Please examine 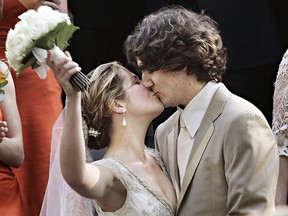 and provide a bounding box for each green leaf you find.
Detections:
[0,80,8,88]
[35,31,58,49]
[31,62,40,69]
[21,51,34,65]
[22,44,36,64]
[55,22,79,50]
[18,21,79,73]
[19,56,37,71]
